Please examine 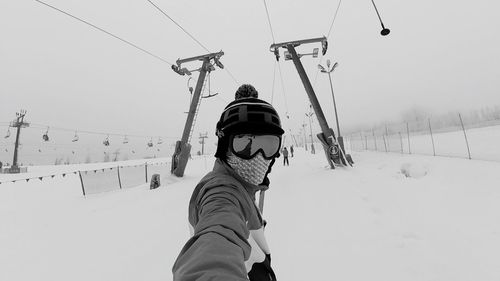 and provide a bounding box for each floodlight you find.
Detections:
[284,51,292,61]
[312,48,319,58]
